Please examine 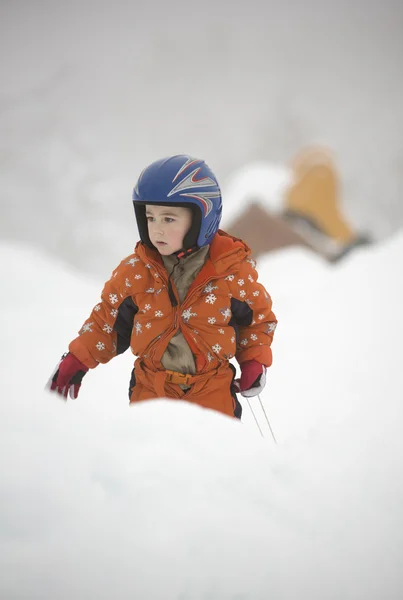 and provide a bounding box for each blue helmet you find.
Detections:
[132,155,222,250]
